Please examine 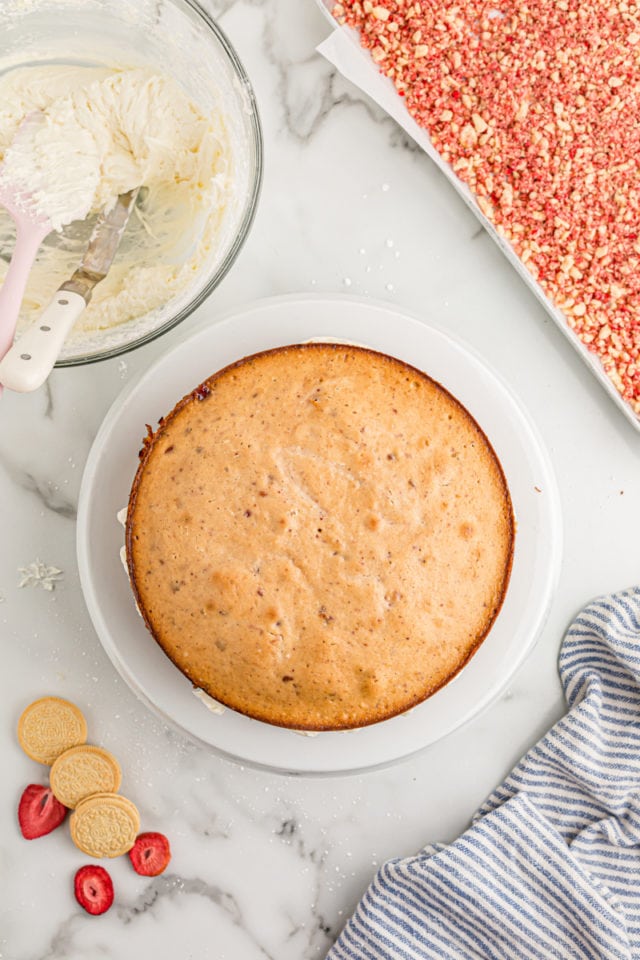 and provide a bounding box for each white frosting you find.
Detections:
[117,512,144,620]
[0,110,97,229]
[117,510,128,572]
[192,687,226,716]
[0,65,234,338]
